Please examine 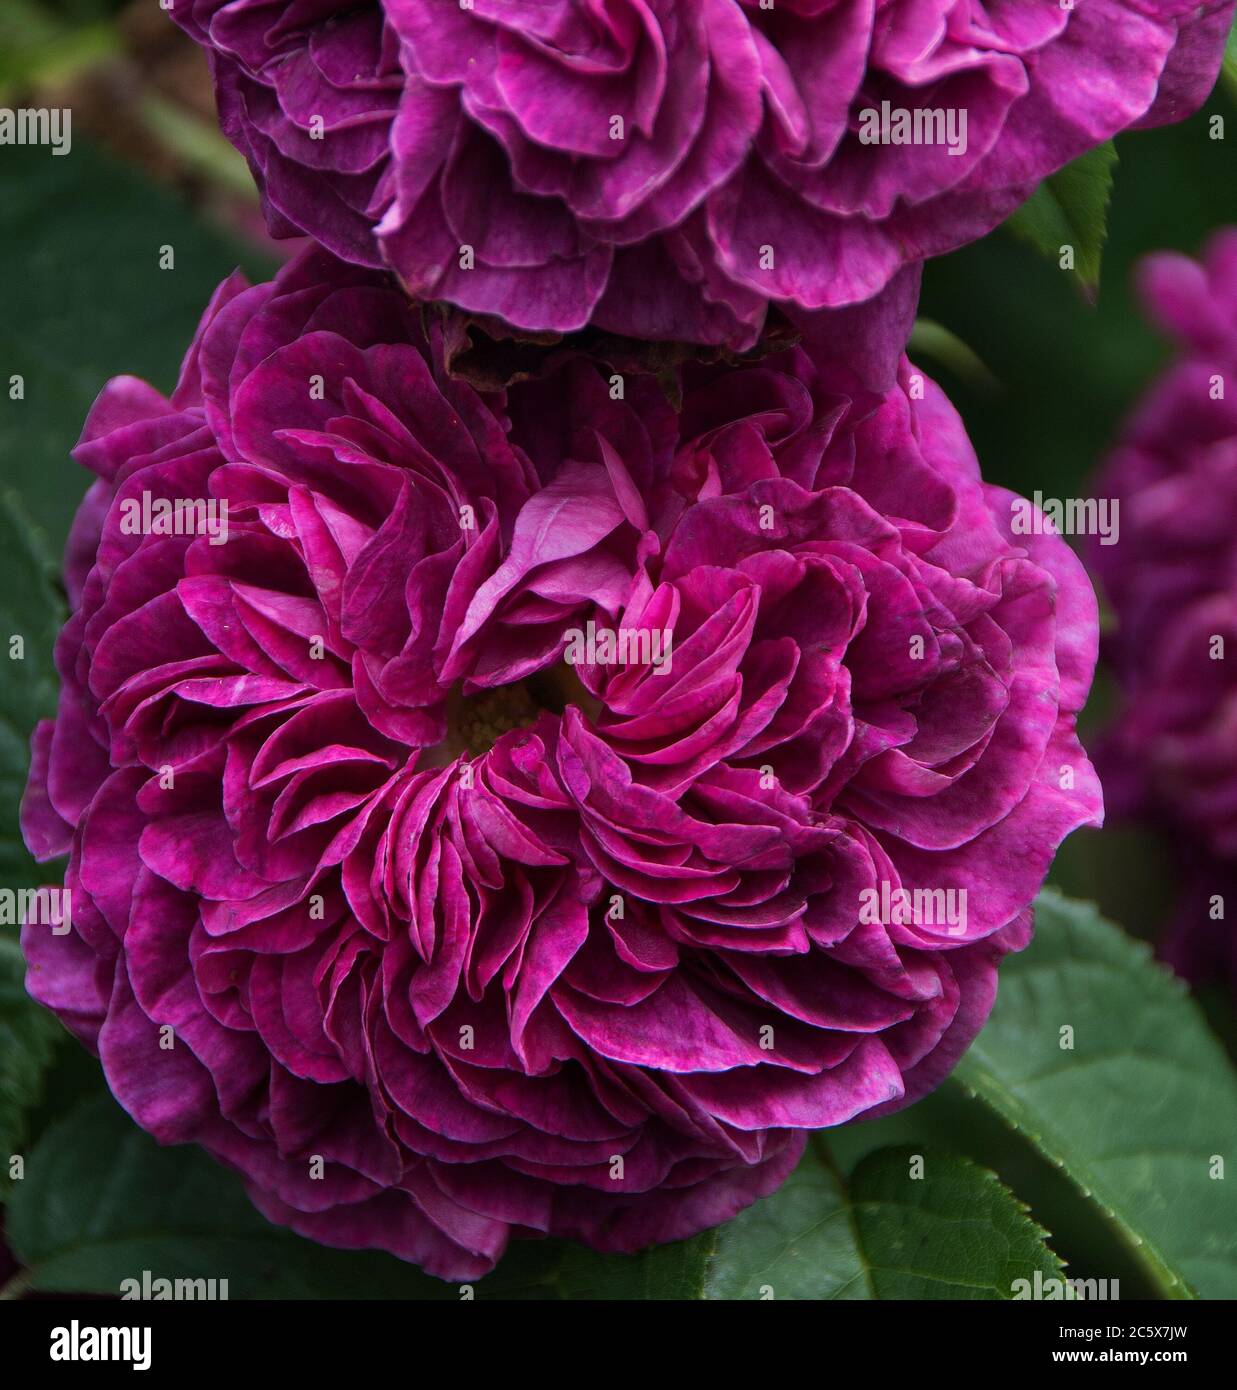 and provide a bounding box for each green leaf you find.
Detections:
[954,890,1237,1299]
[0,934,61,1202]
[1004,142,1118,297]
[700,1140,863,1300]
[701,1140,1065,1300]
[849,1145,1071,1300]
